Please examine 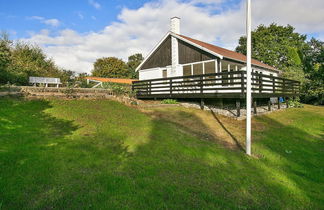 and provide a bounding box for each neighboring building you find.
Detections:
[136,17,279,81]
[85,77,137,88]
